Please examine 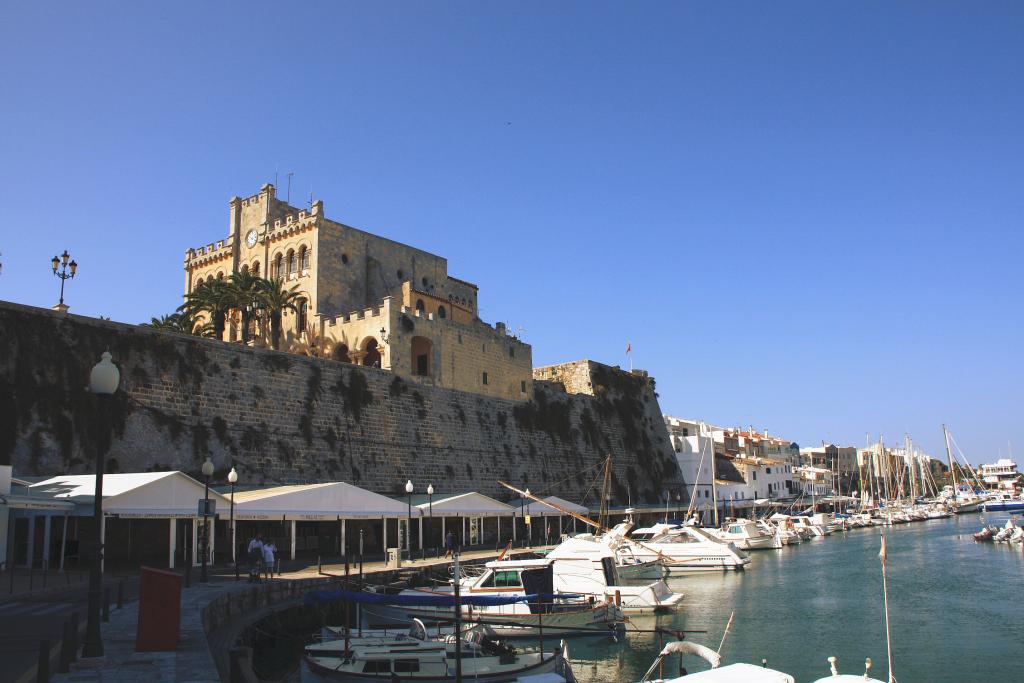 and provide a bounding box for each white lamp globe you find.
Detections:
[228,467,238,484]
[201,458,214,477]
[427,484,434,495]
[89,351,120,395]
[405,480,414,494]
